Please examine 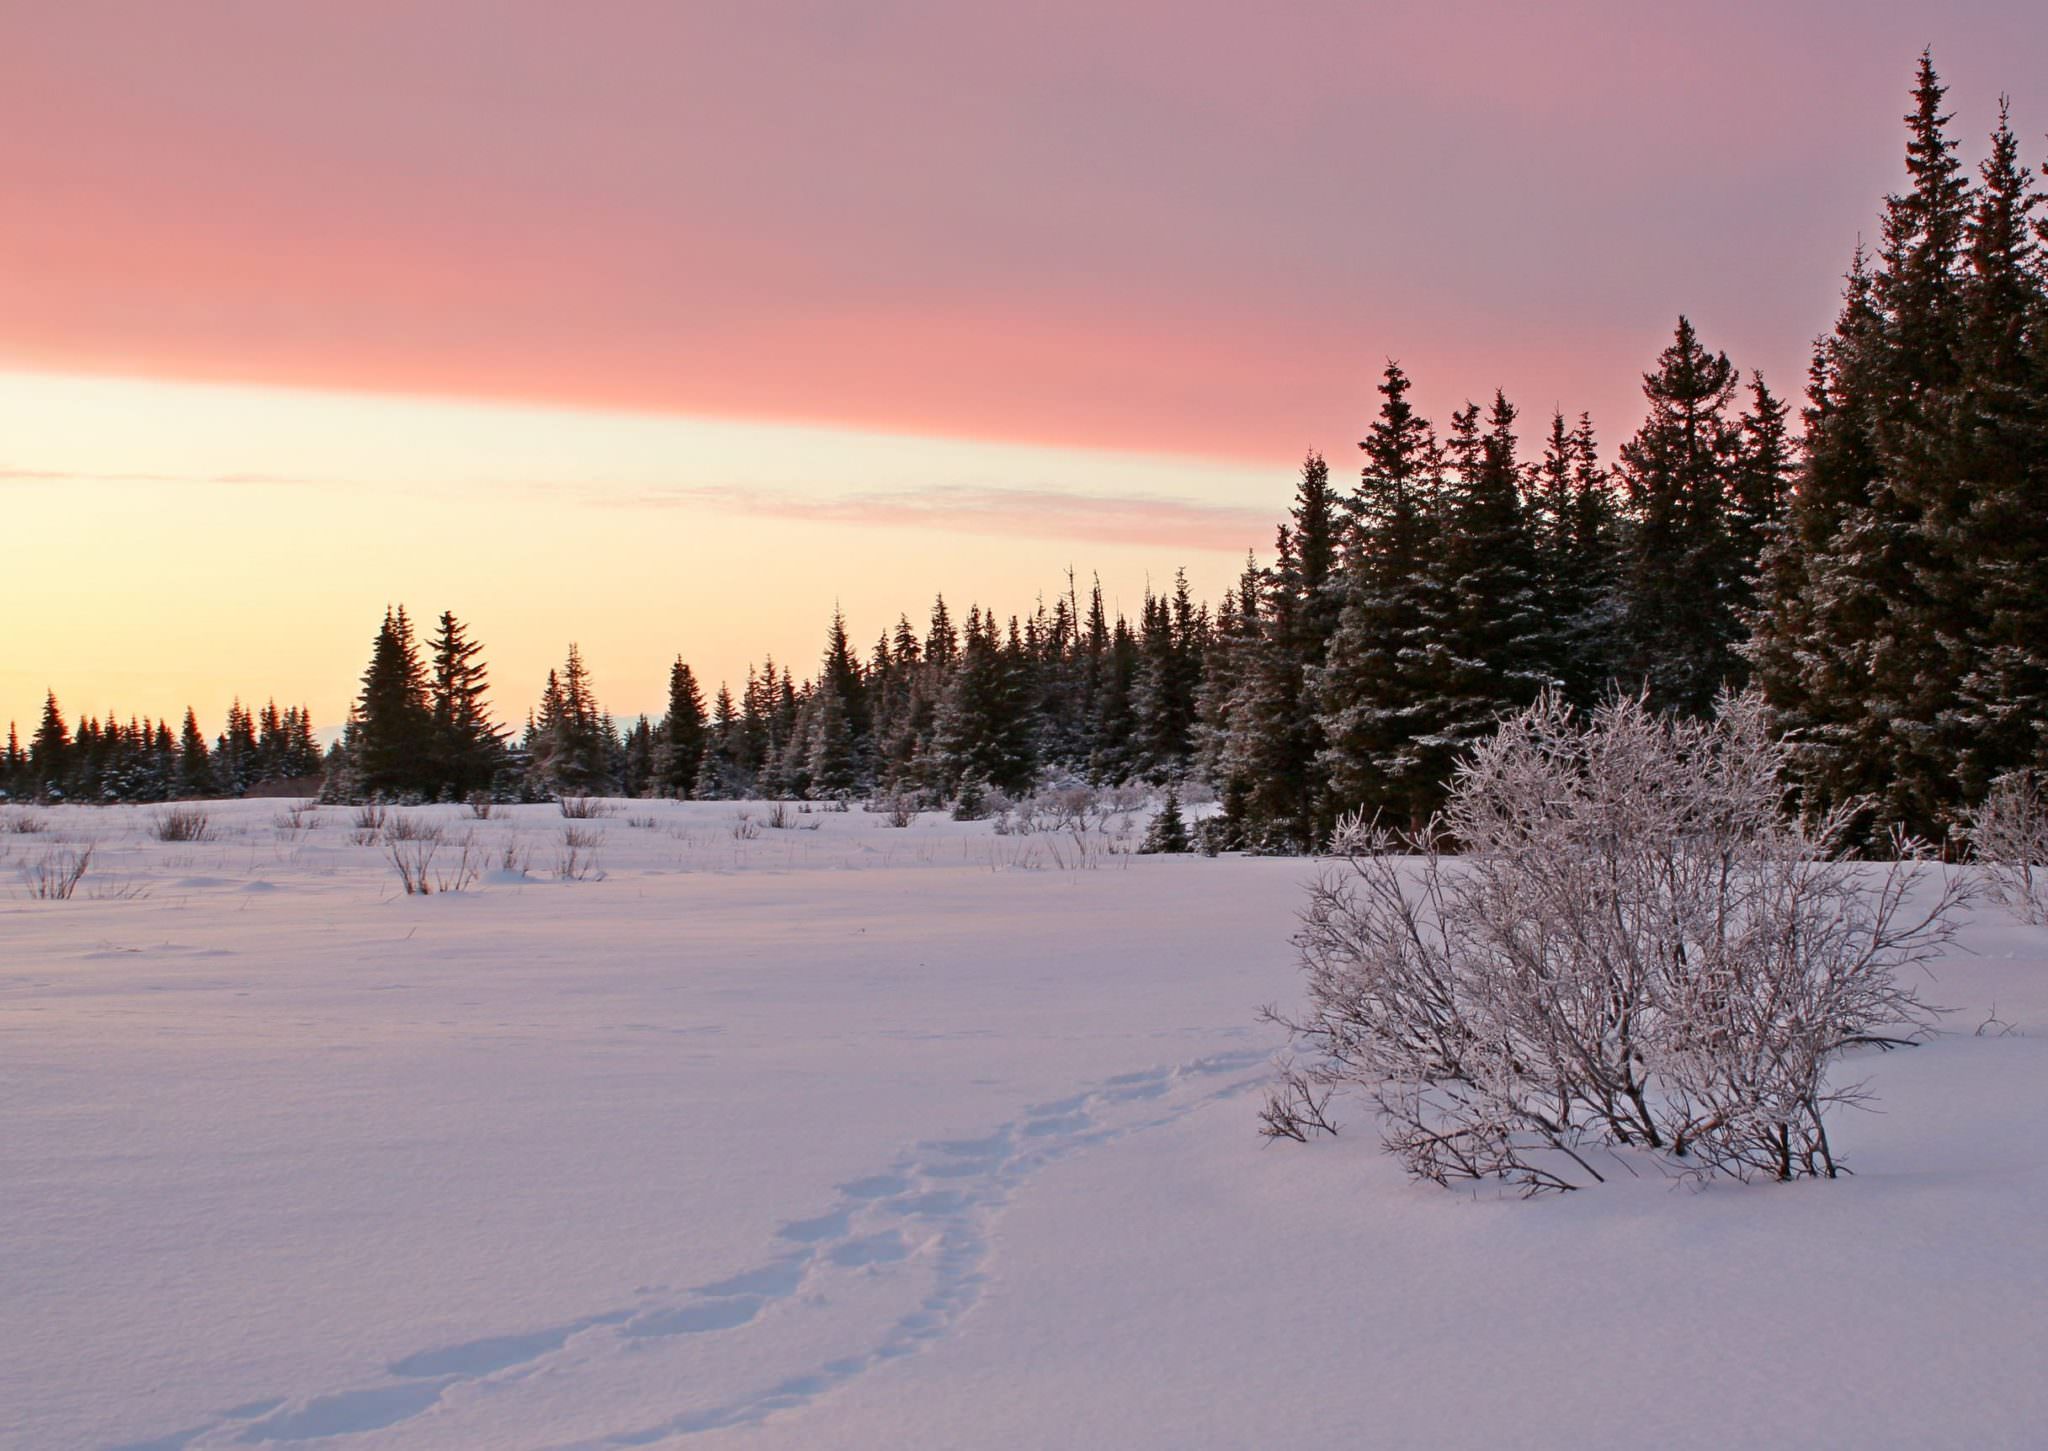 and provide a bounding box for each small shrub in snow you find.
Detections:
[626,814,659,829]
[382,814,440,843]
[1967,771,2048,925]
[151,807,213,843]
[766,801,794,830]
[730,810,761,841]
[1263,693,1965,1193]
[3,809,49,835]
[352,802,388,832]
[23,844,93,900]
[558,796,615,819]
[387,829,481,895]
[557,826,606,881]
[275,801,319,832]
[466,792,495,820]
